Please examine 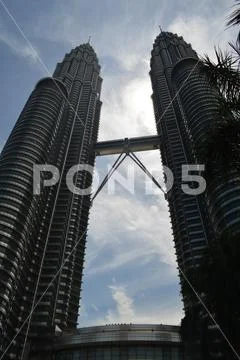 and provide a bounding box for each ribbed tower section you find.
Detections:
[150,32,212,304]
[172,57,240,238]
[31,44,102,332]
[0,44,102,359]
[0,78,68,357]
[168,37,240,360]
[150,32,216,359]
